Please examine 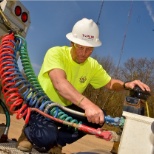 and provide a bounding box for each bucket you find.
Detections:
[118,111,154,154]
